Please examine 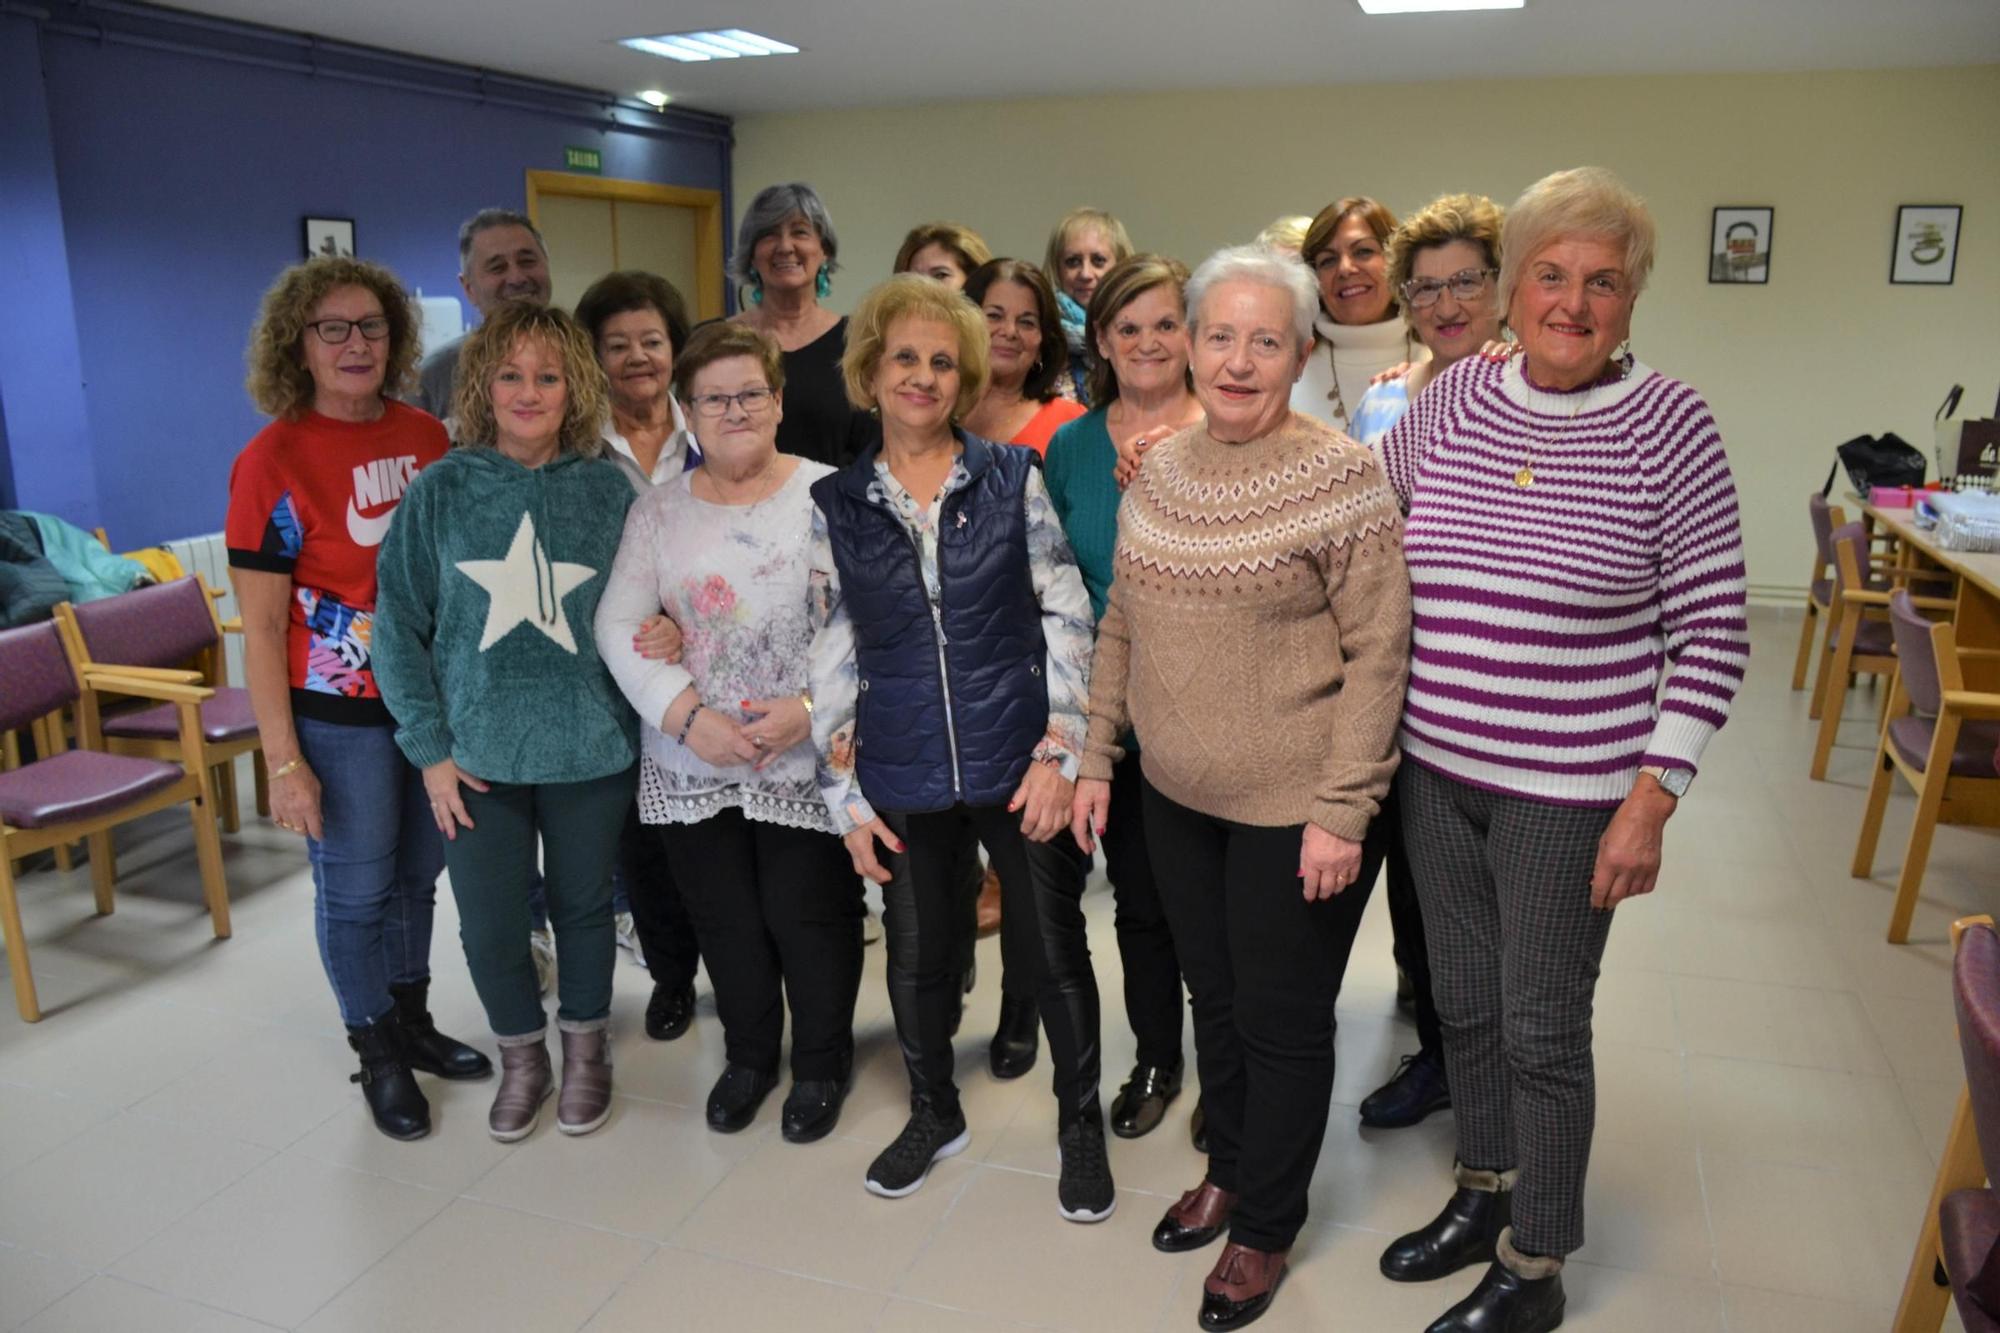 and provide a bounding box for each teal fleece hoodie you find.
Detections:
[373,446,638,785]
